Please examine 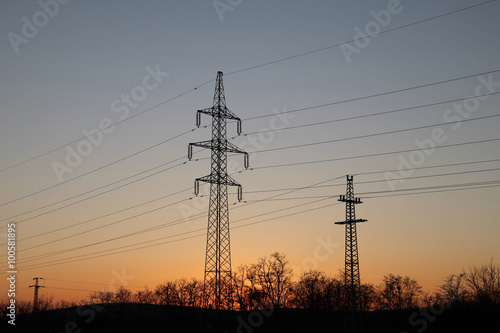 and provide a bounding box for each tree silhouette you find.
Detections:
[376,273,422,310]
[252,252,294,309]
[292,270,343,310]
[464,259,500,306]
